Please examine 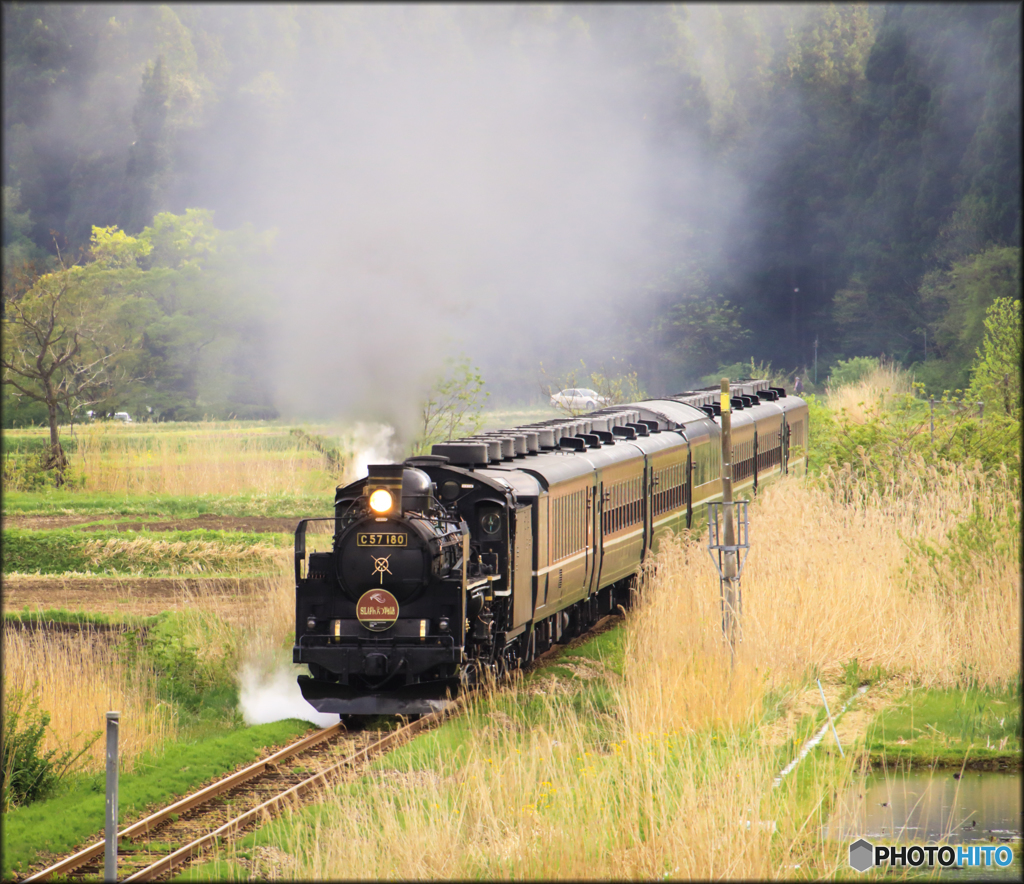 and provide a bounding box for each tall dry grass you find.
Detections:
[825,360,916,424]
[625,462,1020,739]
[2,627,175,773]
[271,678,788,880]
[70,424,341,496]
